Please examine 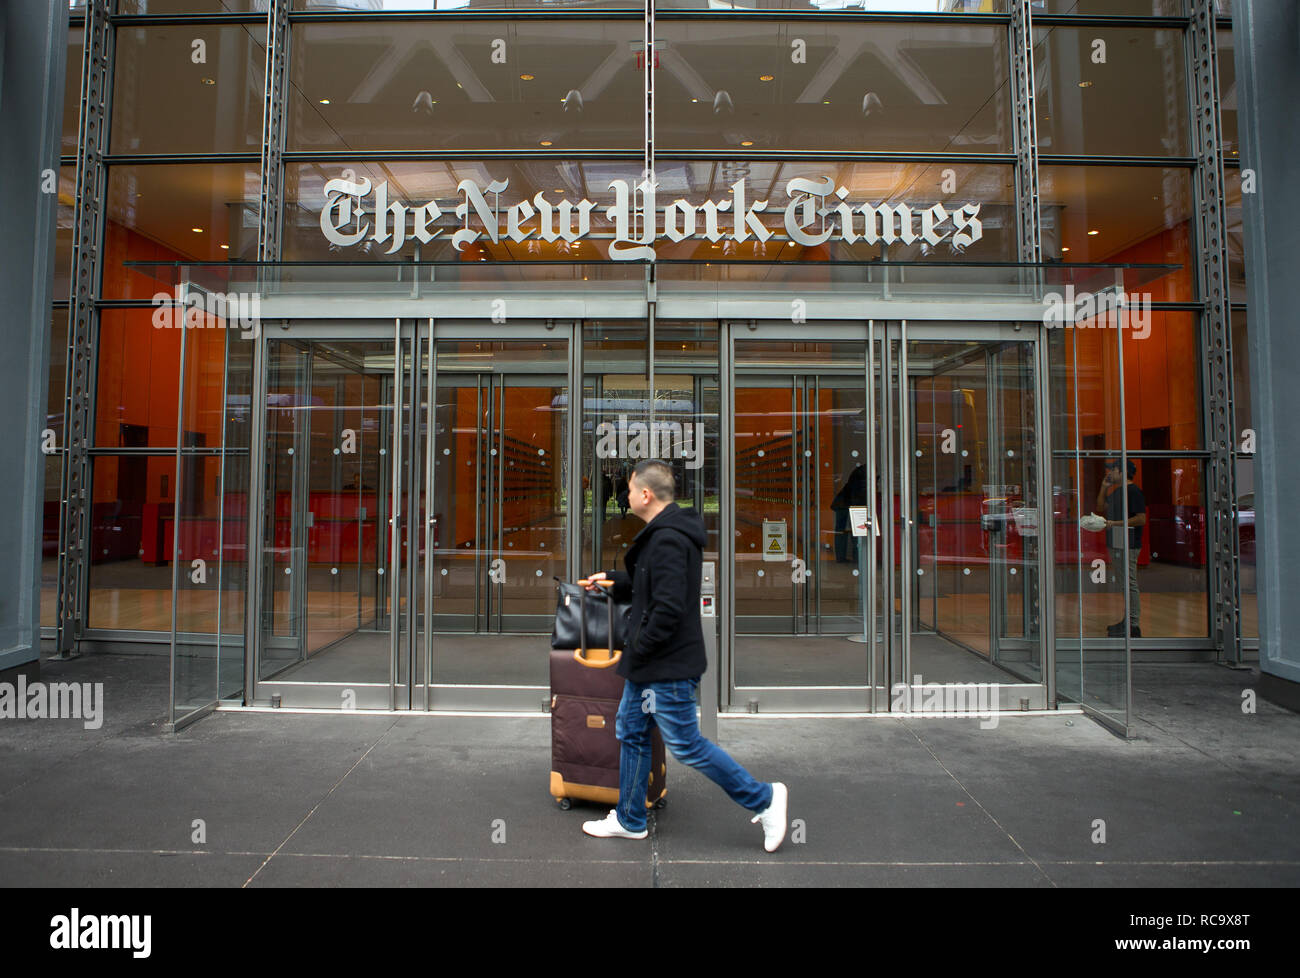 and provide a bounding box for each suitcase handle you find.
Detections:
[574,648,622,668]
